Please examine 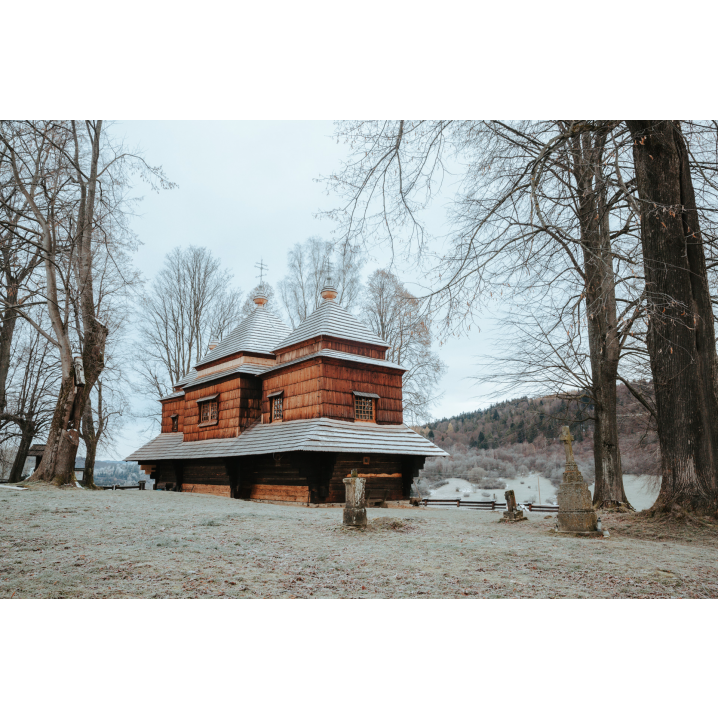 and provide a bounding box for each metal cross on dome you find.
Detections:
[254,259,268,284]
